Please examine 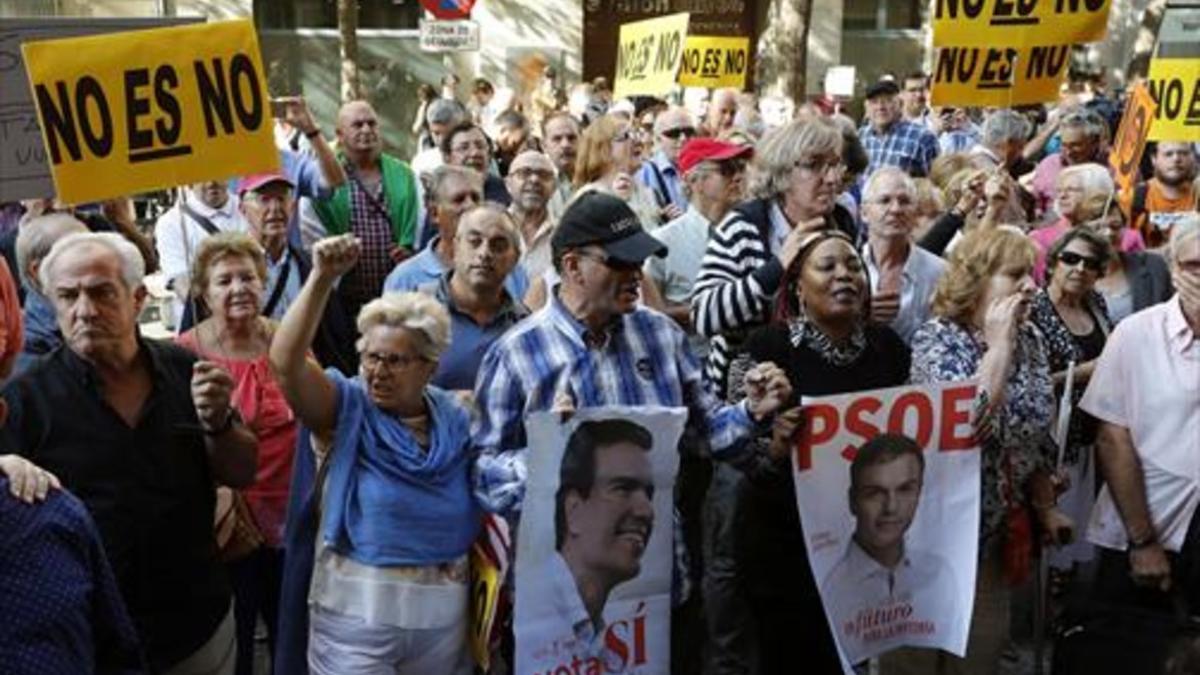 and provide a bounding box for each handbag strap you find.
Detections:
[180,200,222,236]
[346,163,396,232]
[261,249,293,318]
